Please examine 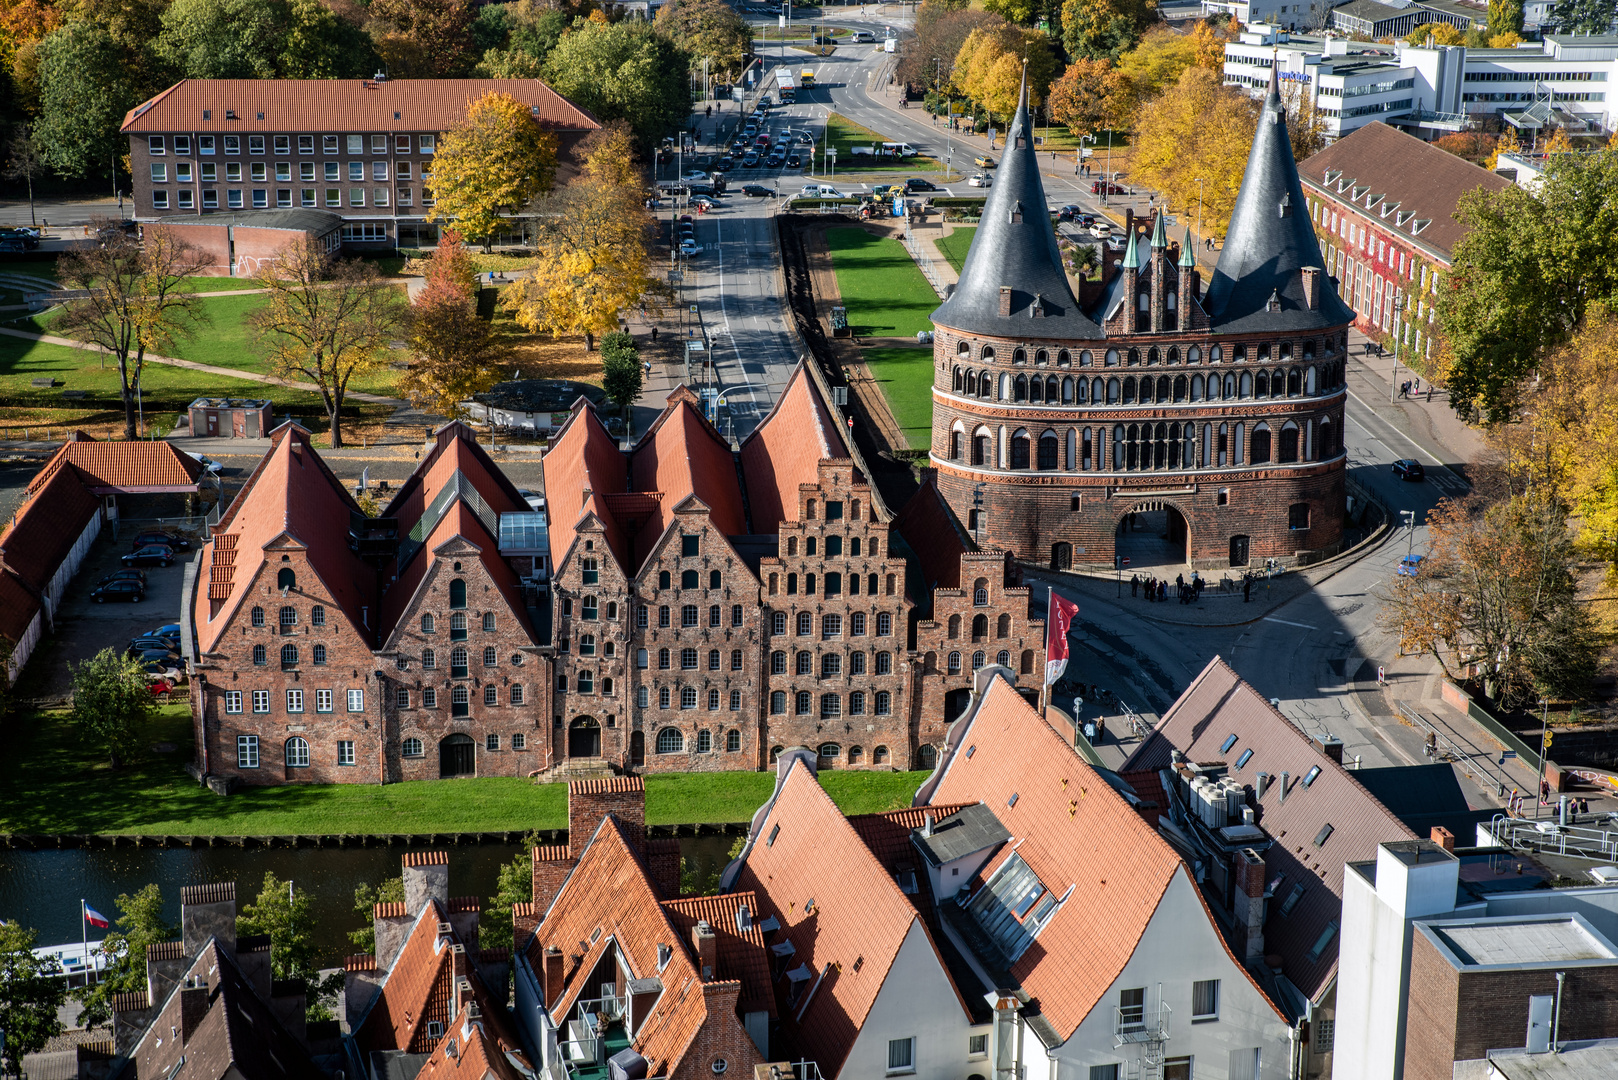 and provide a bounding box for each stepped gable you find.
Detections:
[1202,67,1355,334]
[737,361,849,531]
[930,78,1103,340]
[892,473,973,592]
